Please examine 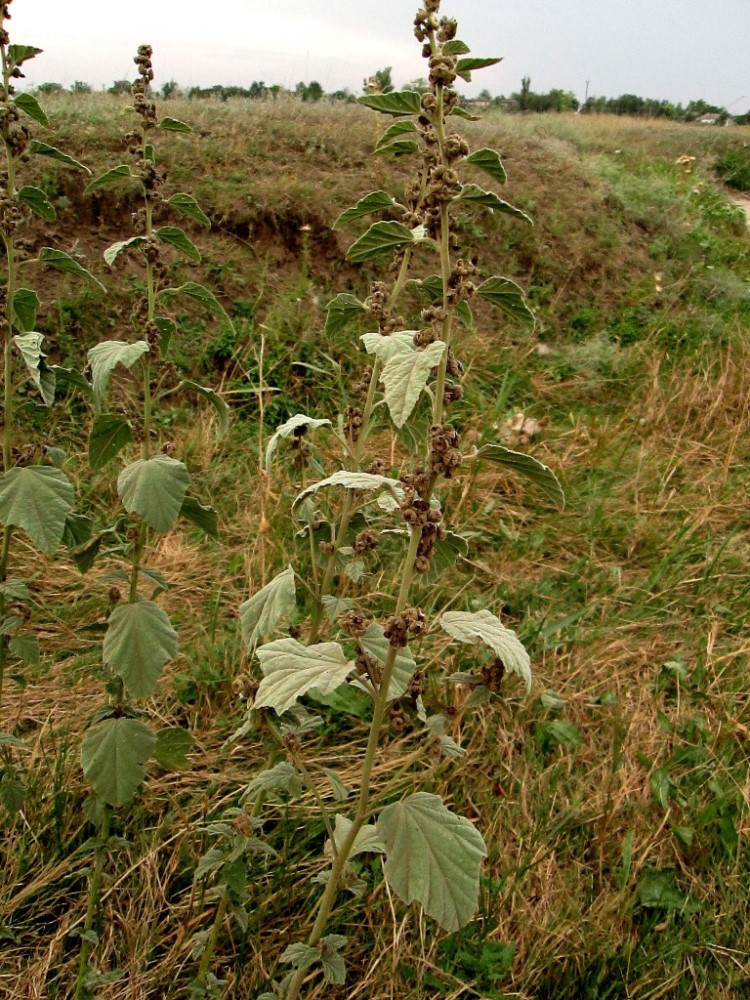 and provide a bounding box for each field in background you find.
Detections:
[1,97,750,998]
